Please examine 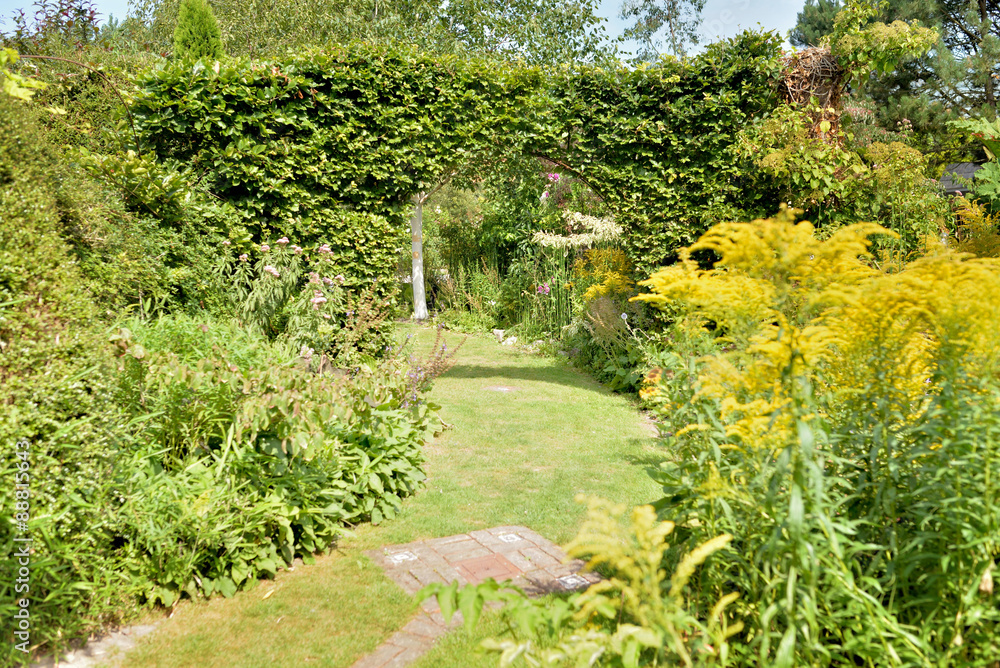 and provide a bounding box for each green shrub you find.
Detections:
[172,0,224,61]
[739,104,952,253]
[0,90,144,662]
[110,315,439,604]
[3,309,443,662]
[129,45,535,242]
[205,227,399,360]
[130,34,785,274]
